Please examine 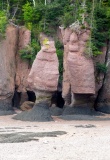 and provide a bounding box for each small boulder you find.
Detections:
[20,101,34,111]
